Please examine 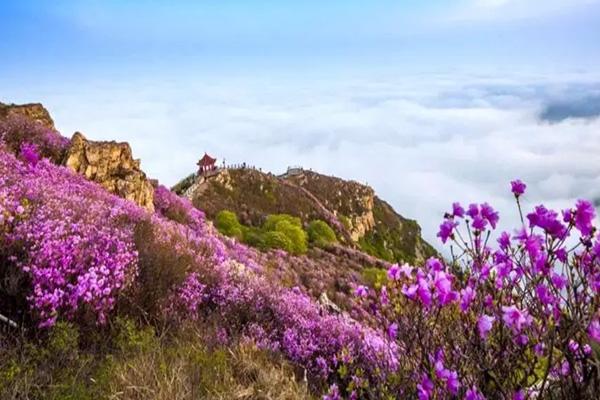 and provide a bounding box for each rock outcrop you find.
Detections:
[0,102,55,130]
[64,132,155,211]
